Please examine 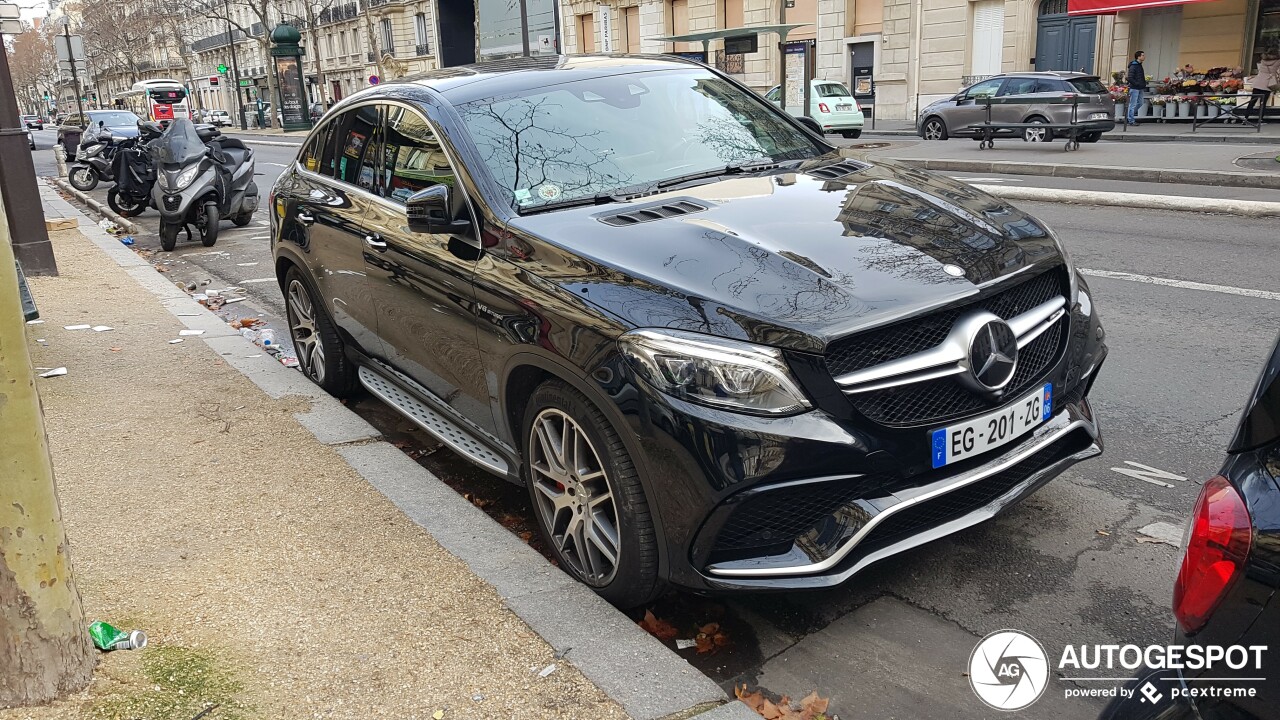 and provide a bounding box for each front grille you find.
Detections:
[163,195,181,211]
[825,268,1064,378]
[712,474,889,554]
[856,432,1090,553]
[849,320,1064,426]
